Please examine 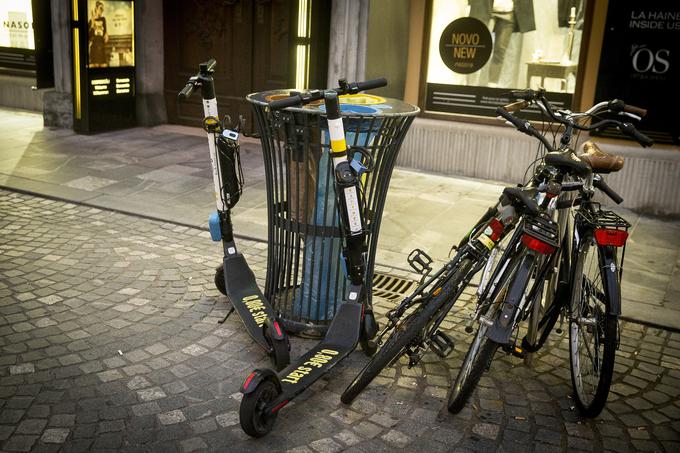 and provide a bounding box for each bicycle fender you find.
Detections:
[600,246,621,316]
[240,369,282,395]
[487,254,535,344]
